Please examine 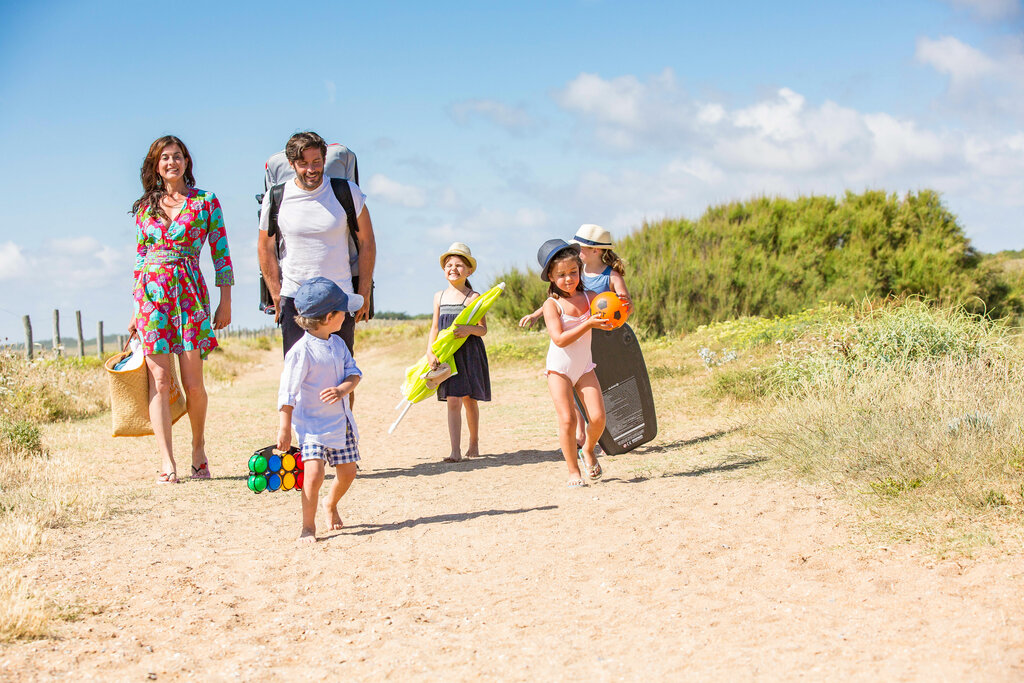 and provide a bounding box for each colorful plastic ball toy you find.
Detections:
[249,454,269,475]
[247,474,268,493]
[590,291,629,329]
